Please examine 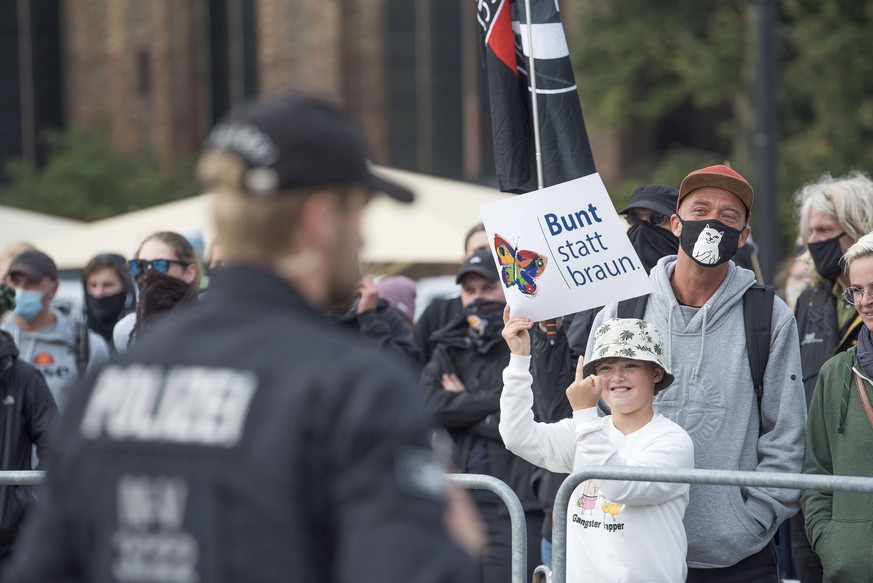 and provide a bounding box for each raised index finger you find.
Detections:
[575,355,586,382]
